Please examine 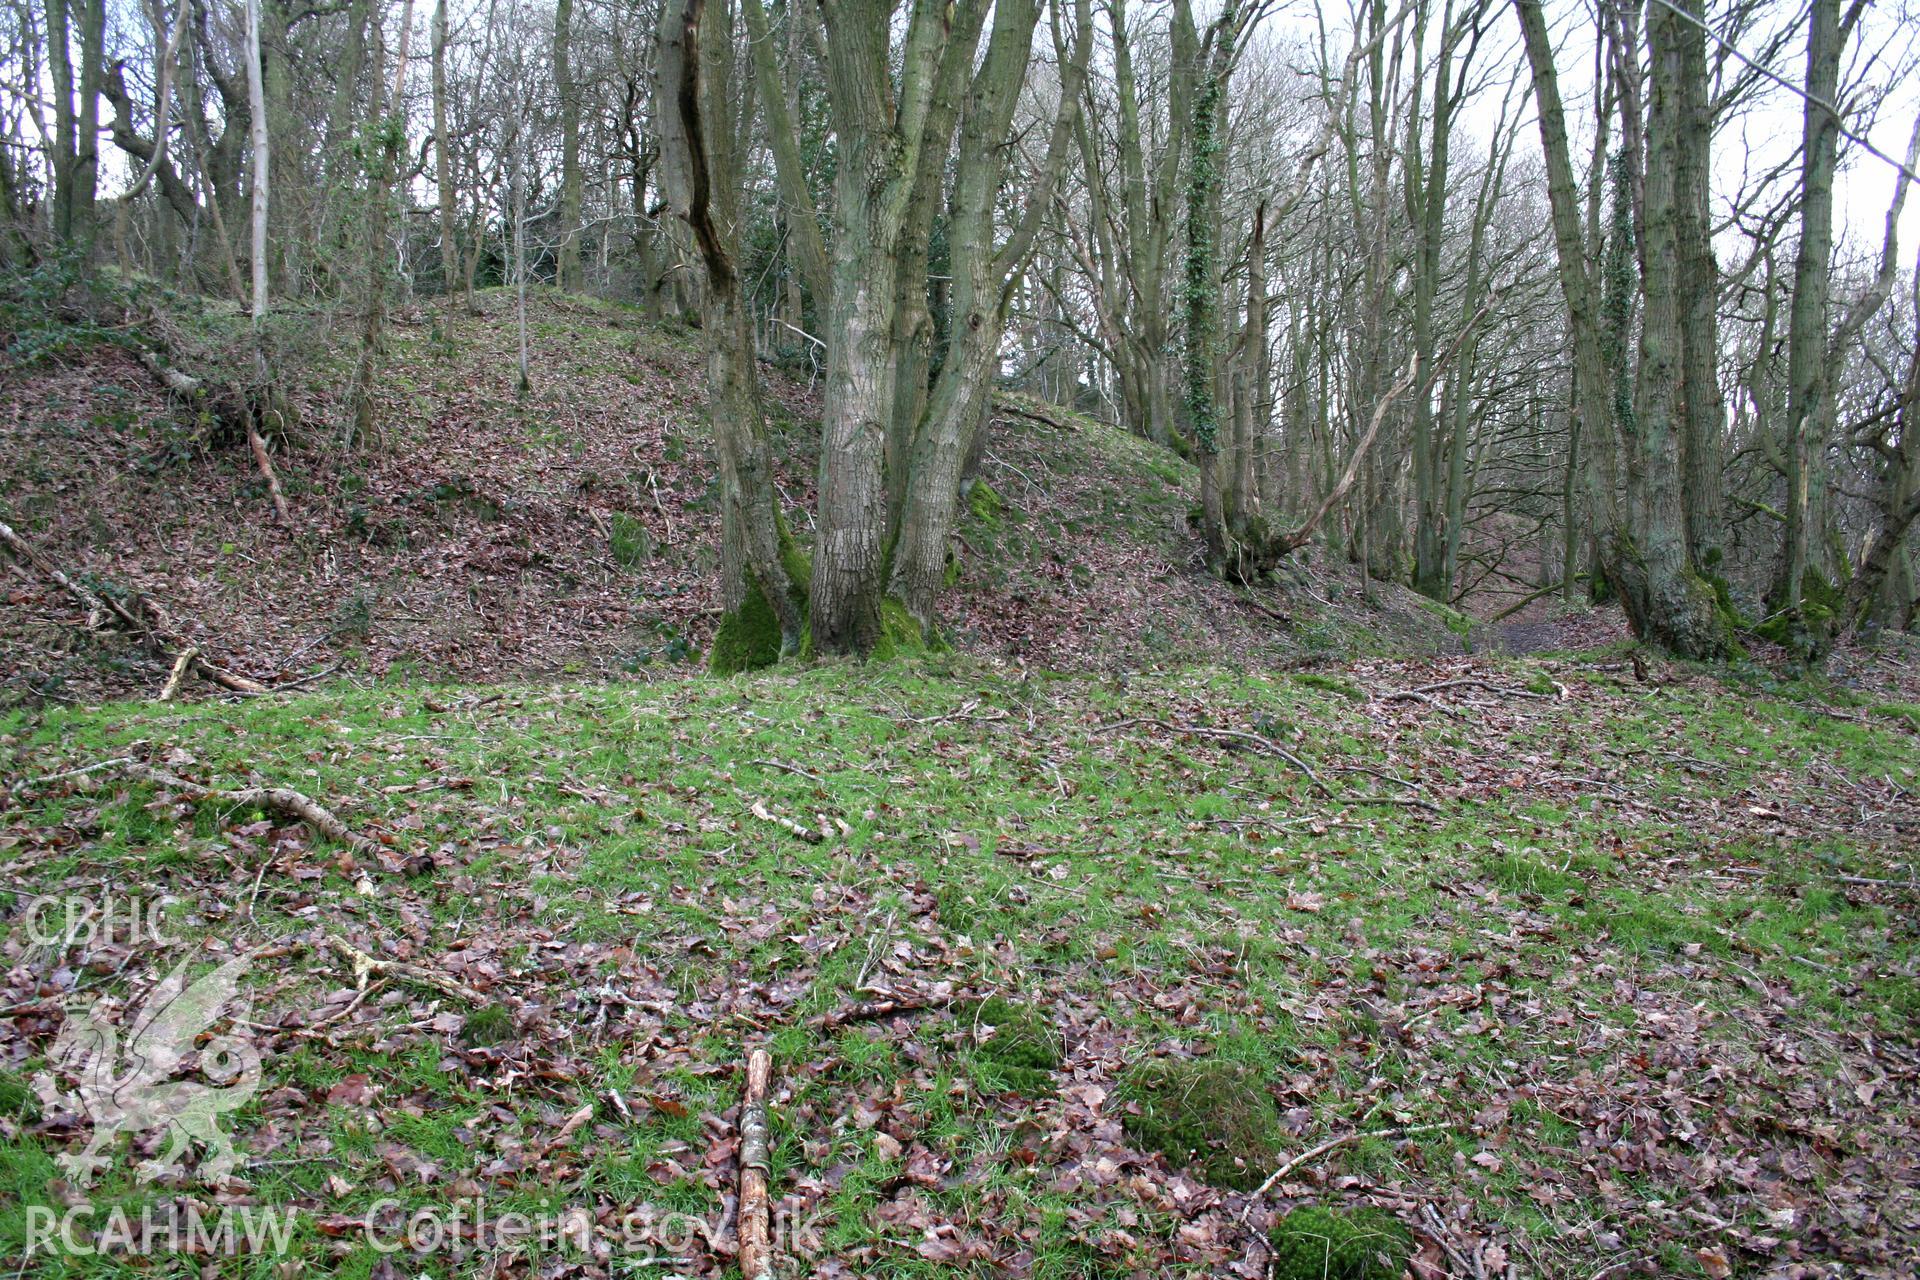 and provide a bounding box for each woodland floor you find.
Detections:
[3,649,1919,1279]
[5,288,1920,1280]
